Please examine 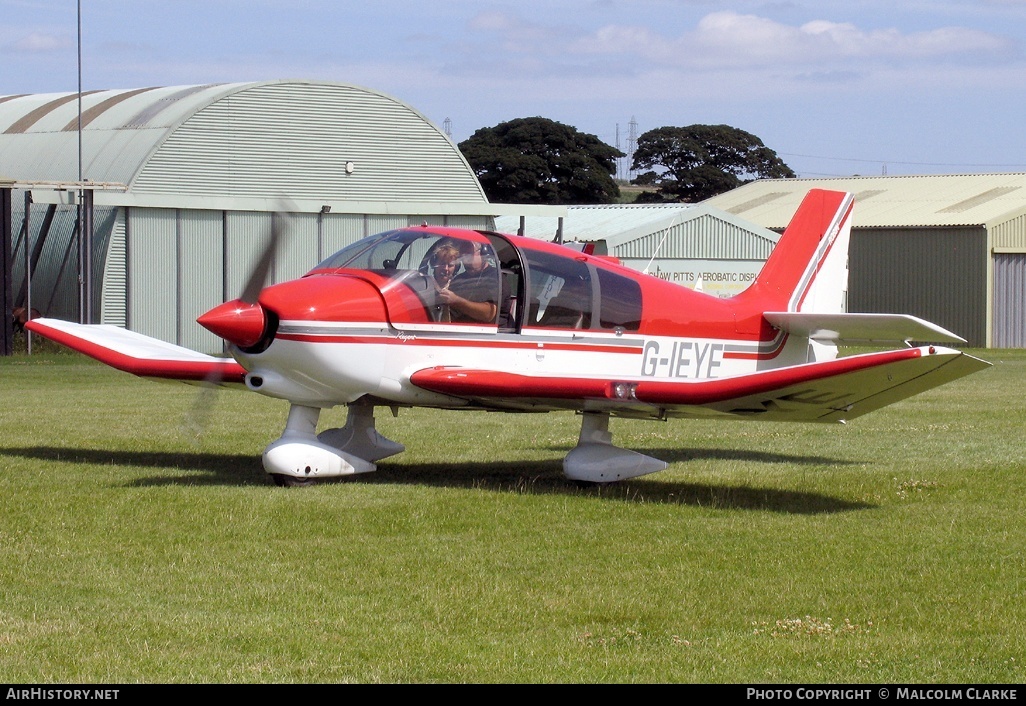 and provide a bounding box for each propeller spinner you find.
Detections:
[197,300,266,349]
[198,210,290,349]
